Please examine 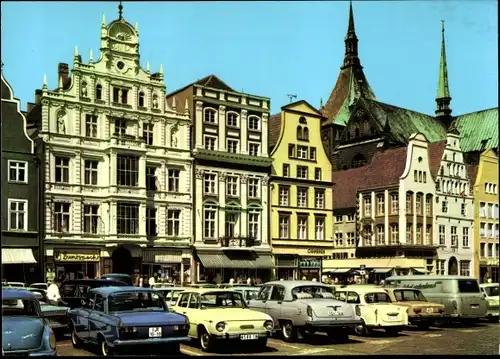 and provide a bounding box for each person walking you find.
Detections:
[47,279,61,306]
